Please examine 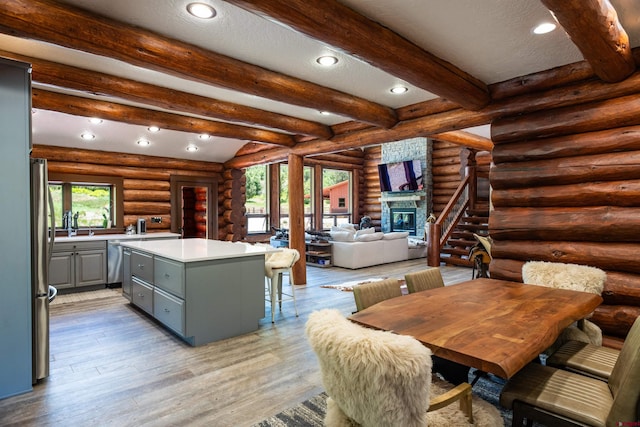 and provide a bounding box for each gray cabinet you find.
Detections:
[125,246,265,346]
[50,241,107,289]
[131,277,154,315]
[122,248,131,299]
[153,287,185,335]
